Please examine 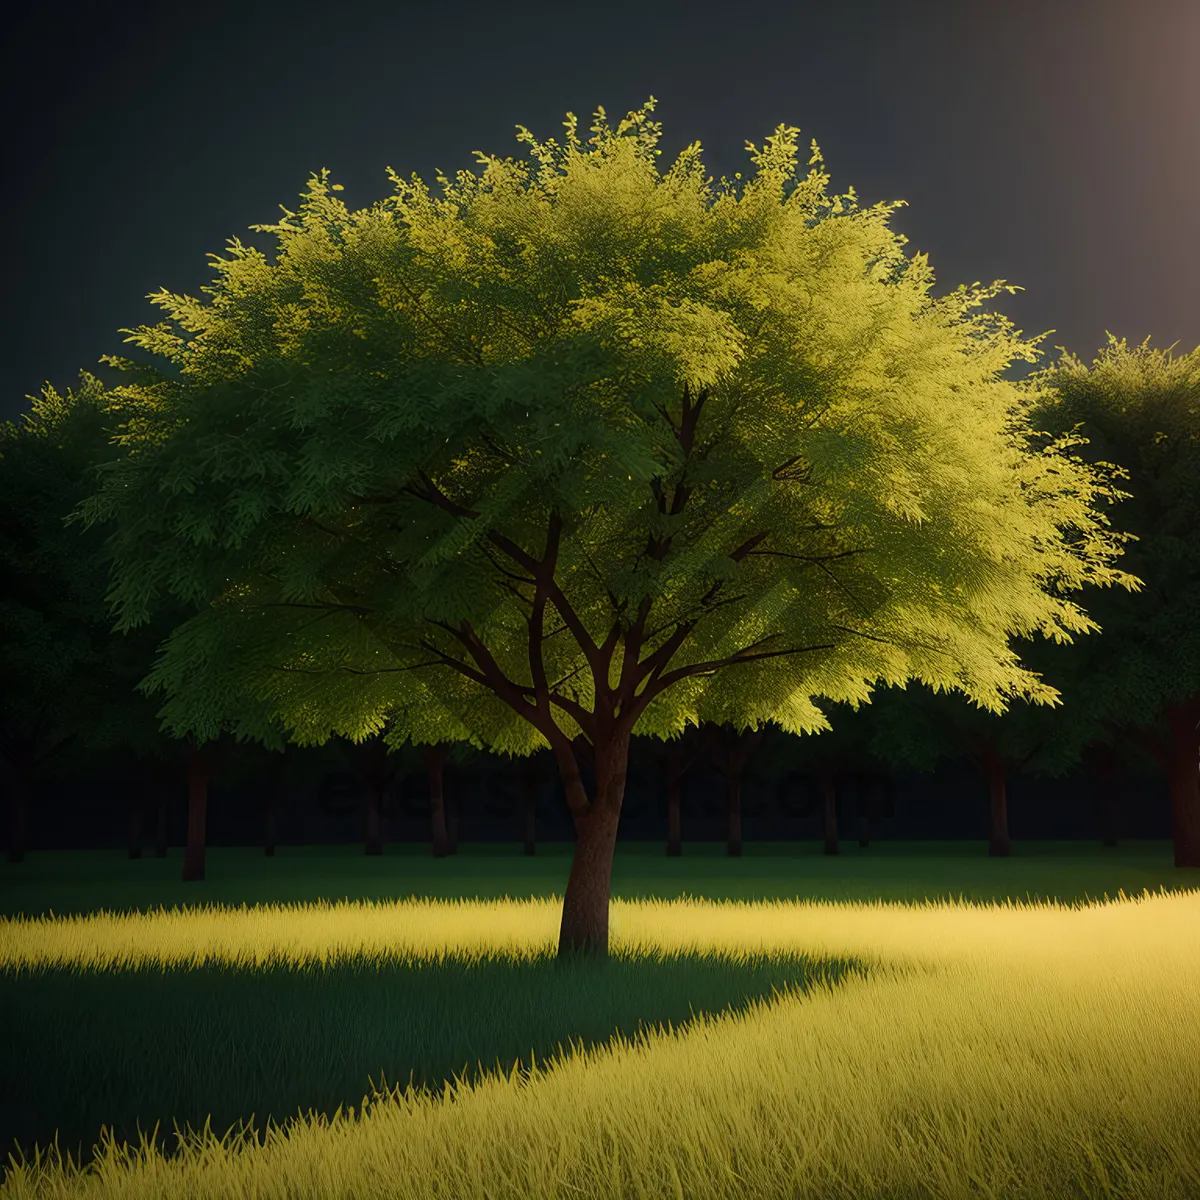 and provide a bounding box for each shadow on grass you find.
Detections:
[0,947,868,1178]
